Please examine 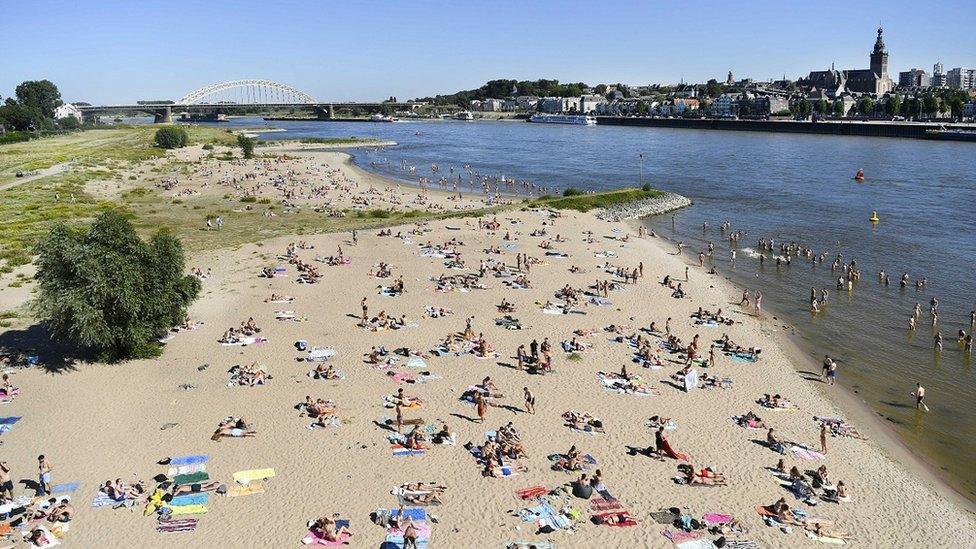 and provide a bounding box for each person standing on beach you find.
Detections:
[821,355,832,379]
[698,252,705,267]
[361,297,368,323]
[820,424,828,454]
[685,266,689,281]
[755,291,763,315]
[639,262,644,278]
[730,249,736,266]
[0,461,13,501]
[474,392,487,423]
[826,360,837,385]
[523,387,535,414]
[352,230,358,246]
[37,455,52,496]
